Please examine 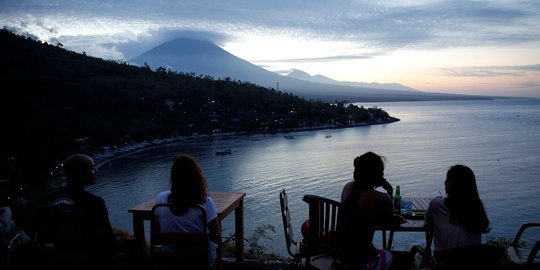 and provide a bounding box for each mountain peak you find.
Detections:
[141,38,224,56]
[129,38,486,101]
[287,69,312,79]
